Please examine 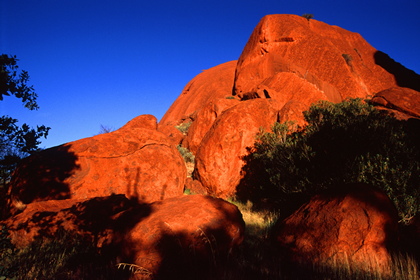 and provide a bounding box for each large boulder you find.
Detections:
[8,115,186,215]
[2,195,134,248]
[371,87,420,119]
[2,194,245,279]
[274,183,399,274]
[156,14,420,202]
[233,14,417,124]
[182,97,239,154]
[113,194,245,279]
[194,99,279,198]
